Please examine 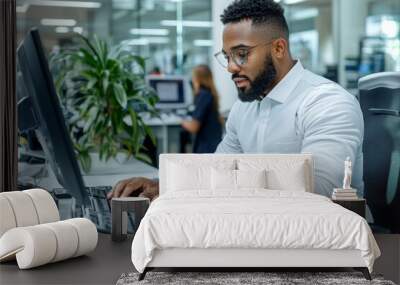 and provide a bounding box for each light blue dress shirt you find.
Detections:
[216,61,364,197]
